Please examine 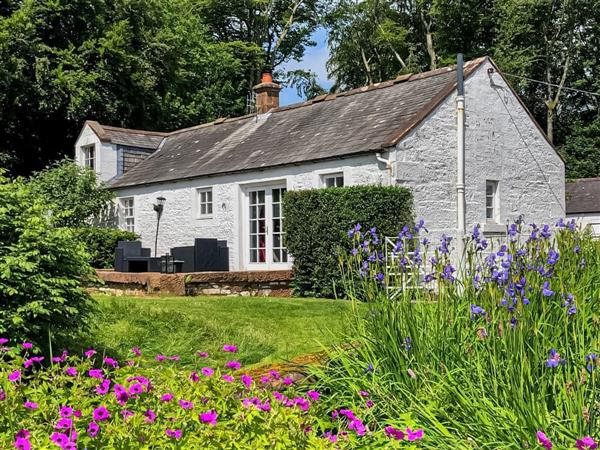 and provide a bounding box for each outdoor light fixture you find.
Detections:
[153,196,166,257]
